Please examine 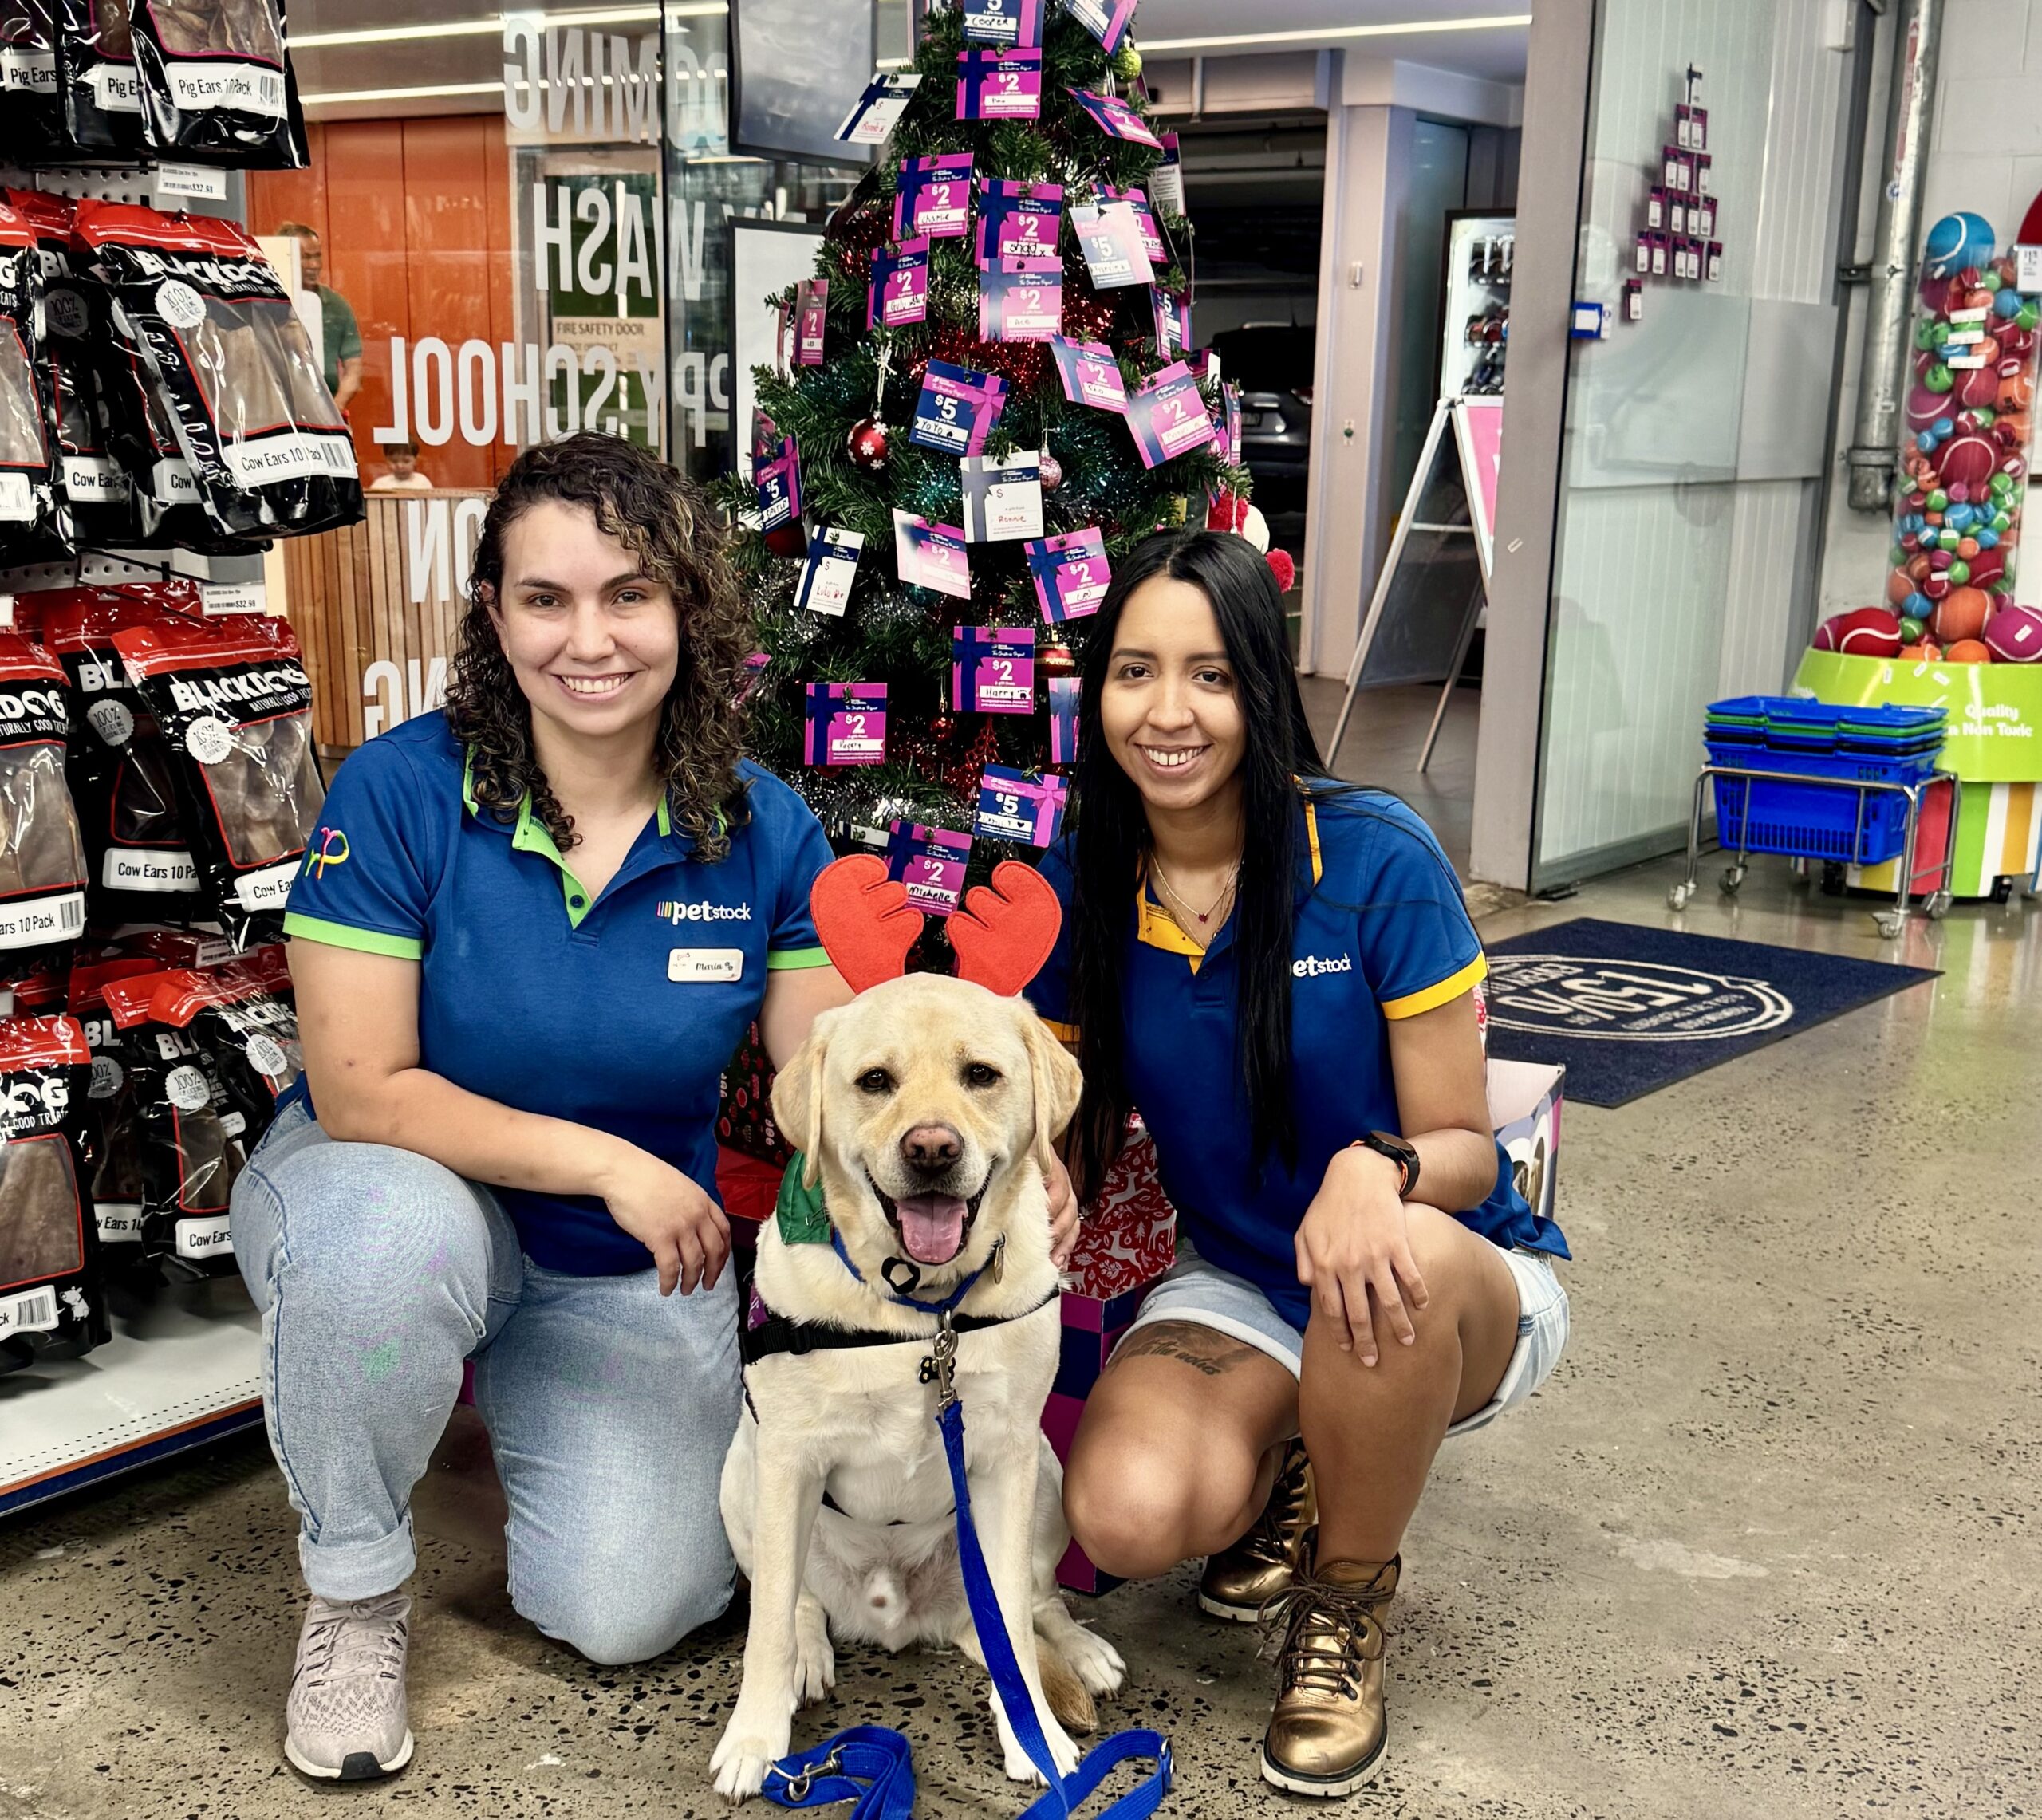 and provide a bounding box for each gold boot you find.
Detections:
[1259,1554,1399,1797]
[1197,1438,1316,1622]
